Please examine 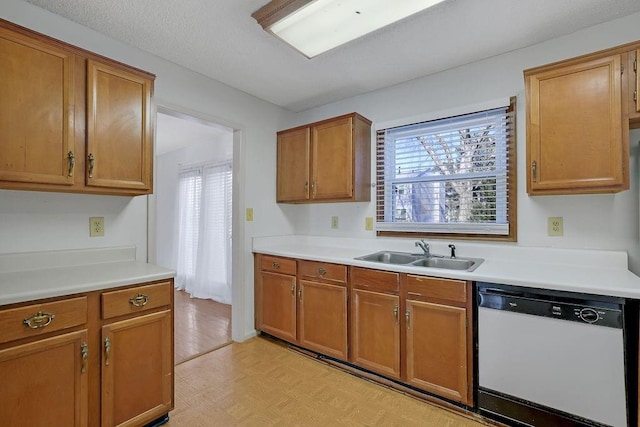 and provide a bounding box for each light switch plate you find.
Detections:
[246,208,254,221]
[365,217,374,231]
[331,216,339,229]
[89,217,104,237]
